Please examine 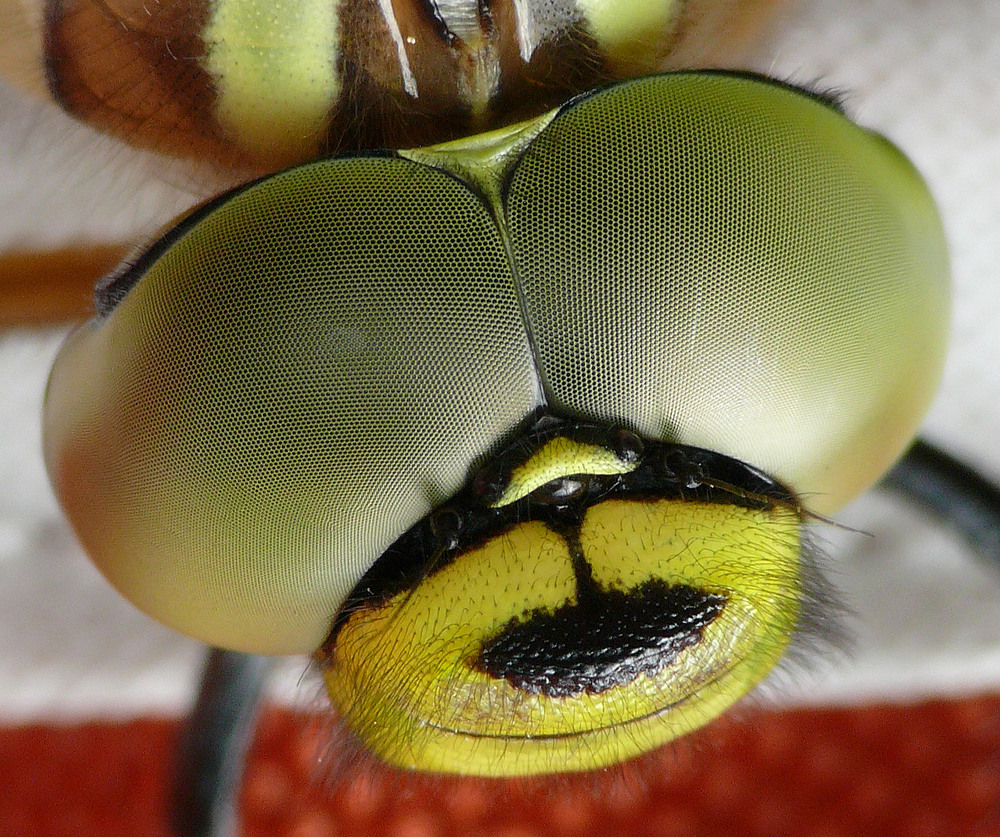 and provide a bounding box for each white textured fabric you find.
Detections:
[1,0,999,721]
